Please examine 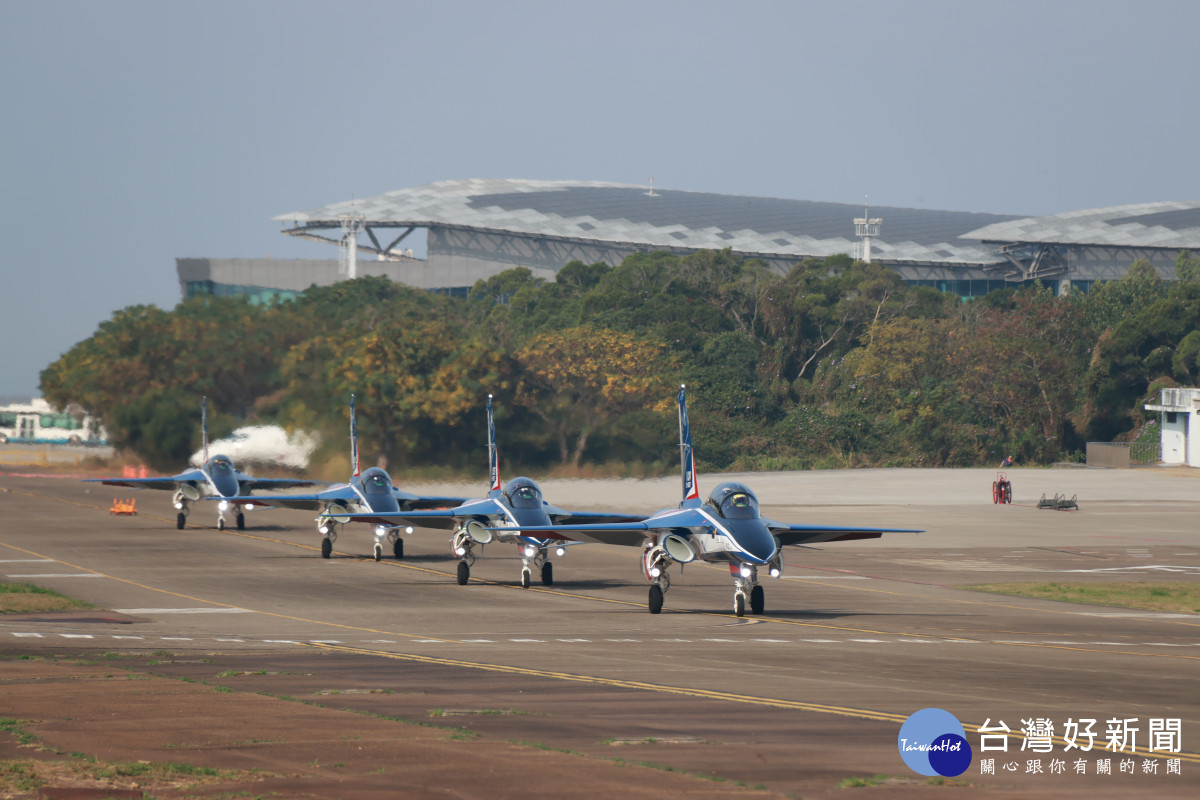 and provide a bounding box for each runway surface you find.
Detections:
[1,466,1197,798]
